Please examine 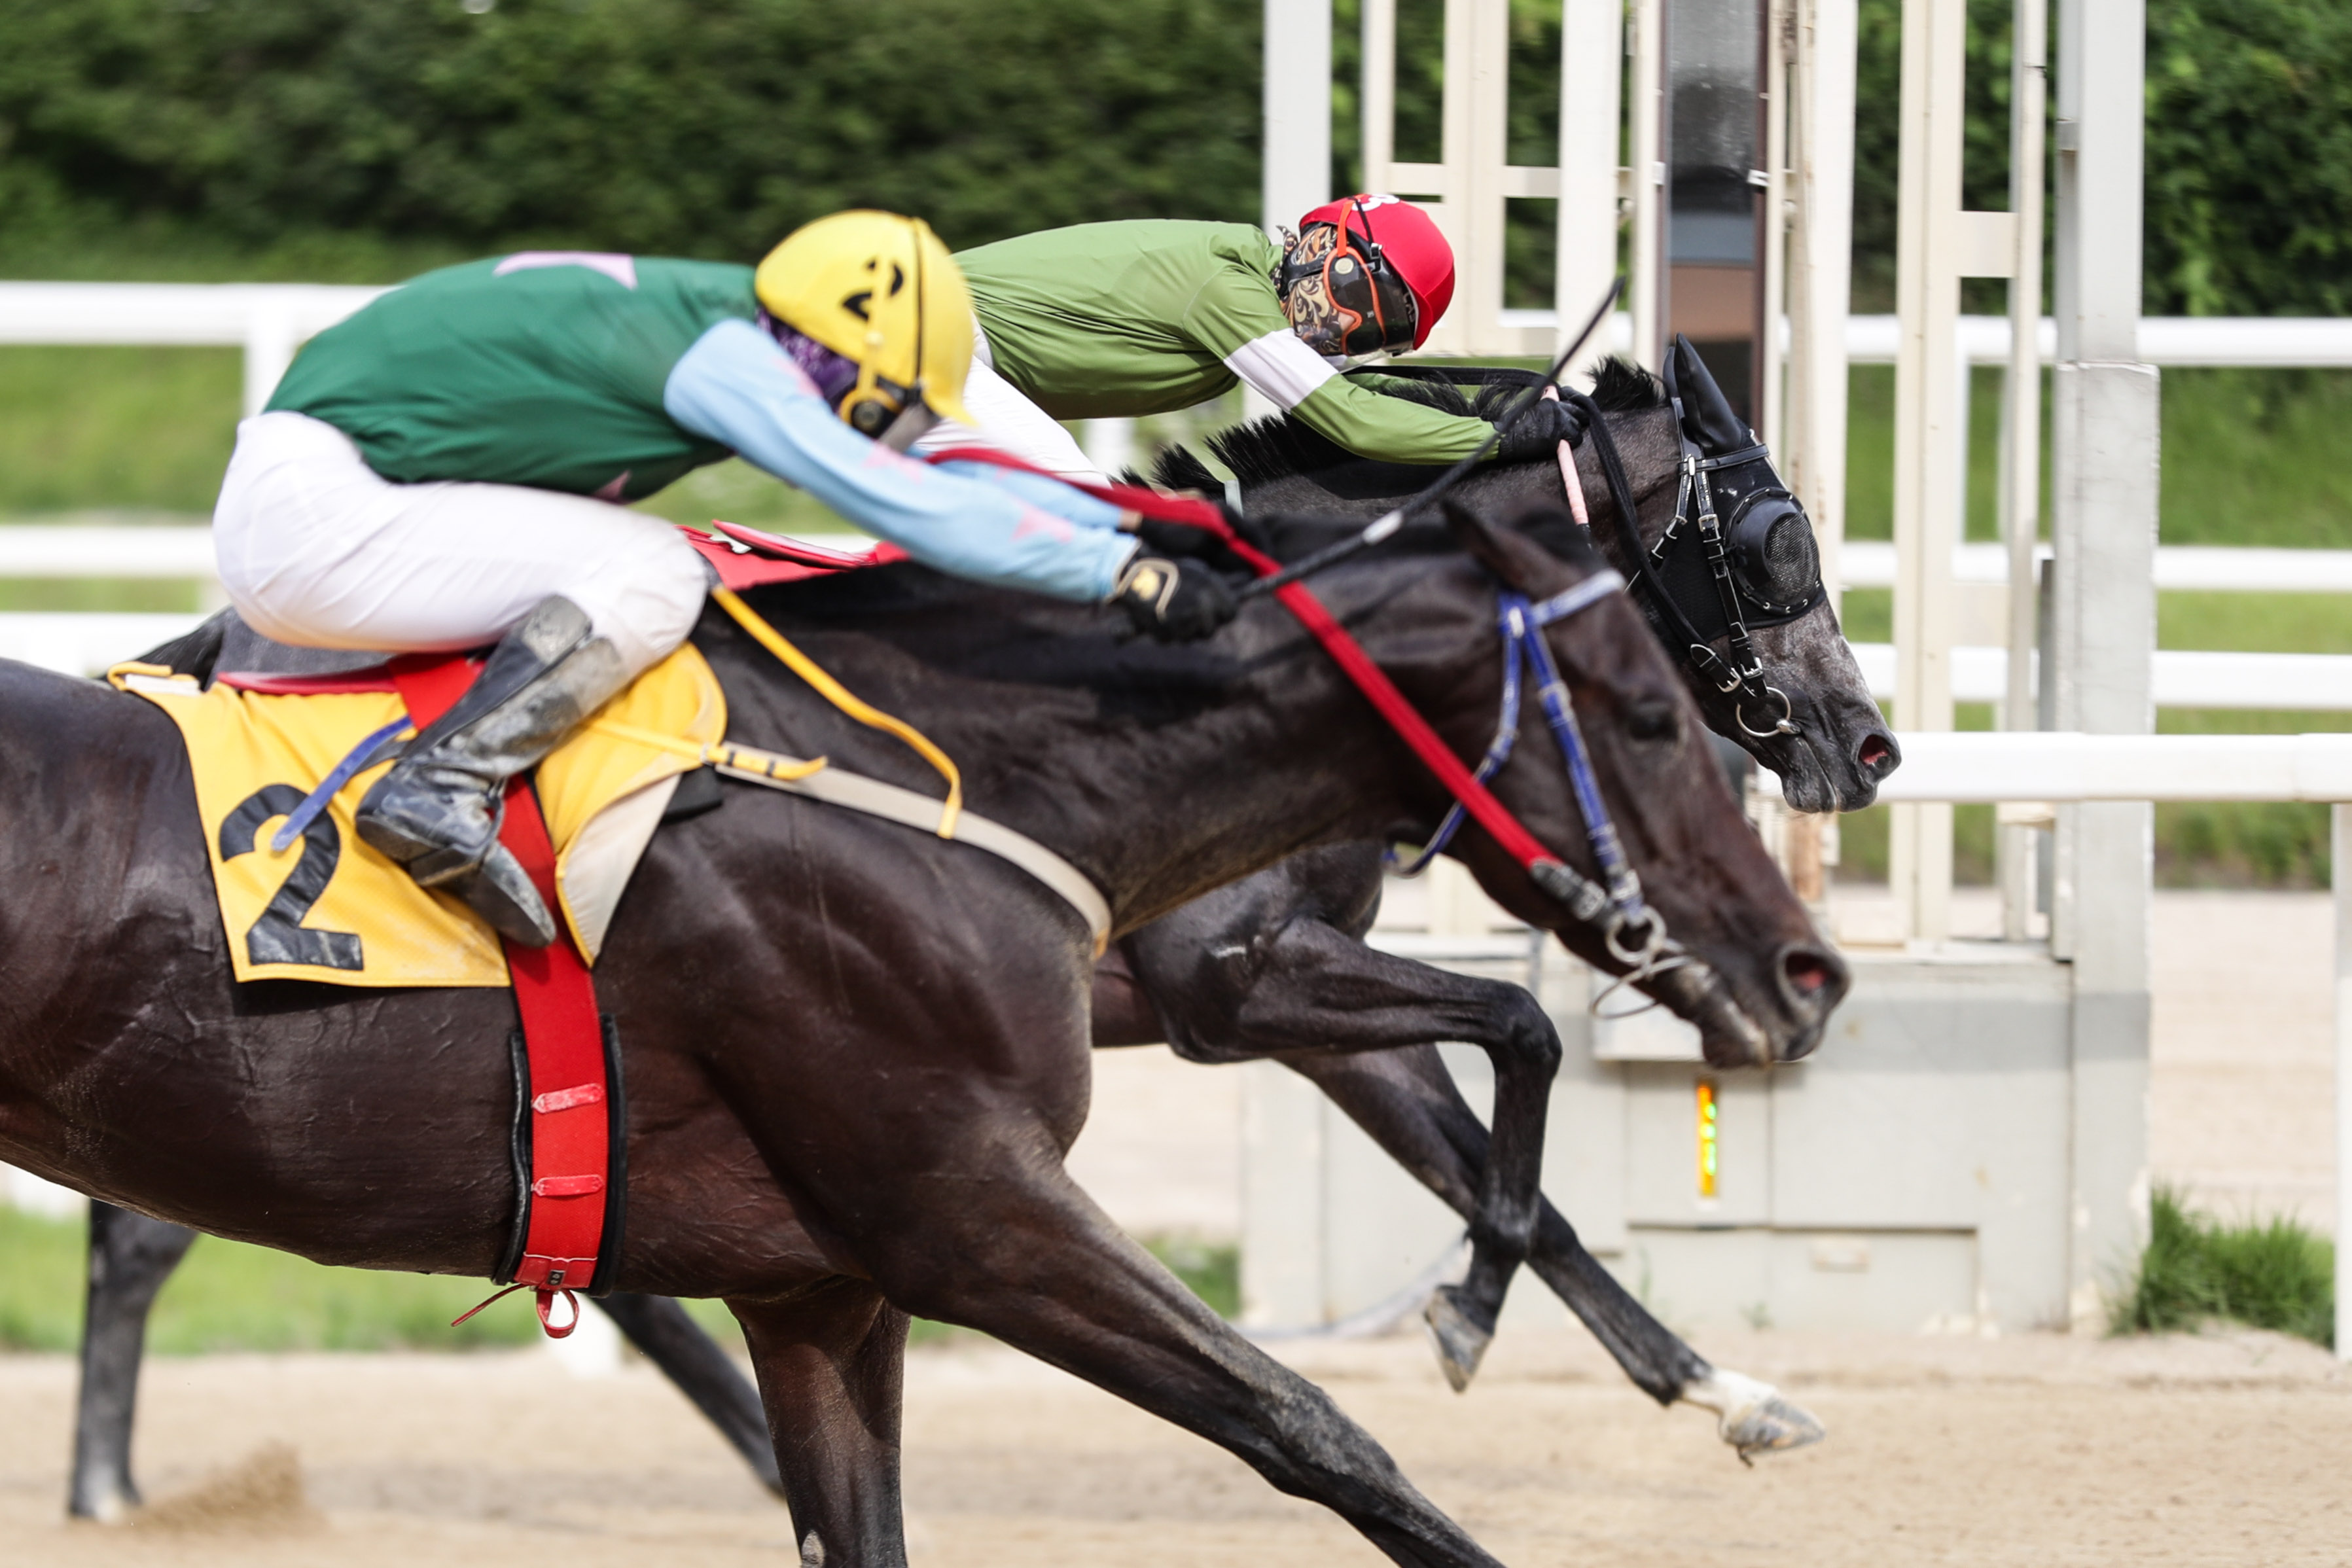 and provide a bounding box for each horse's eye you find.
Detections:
[1626,702,1679,743]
